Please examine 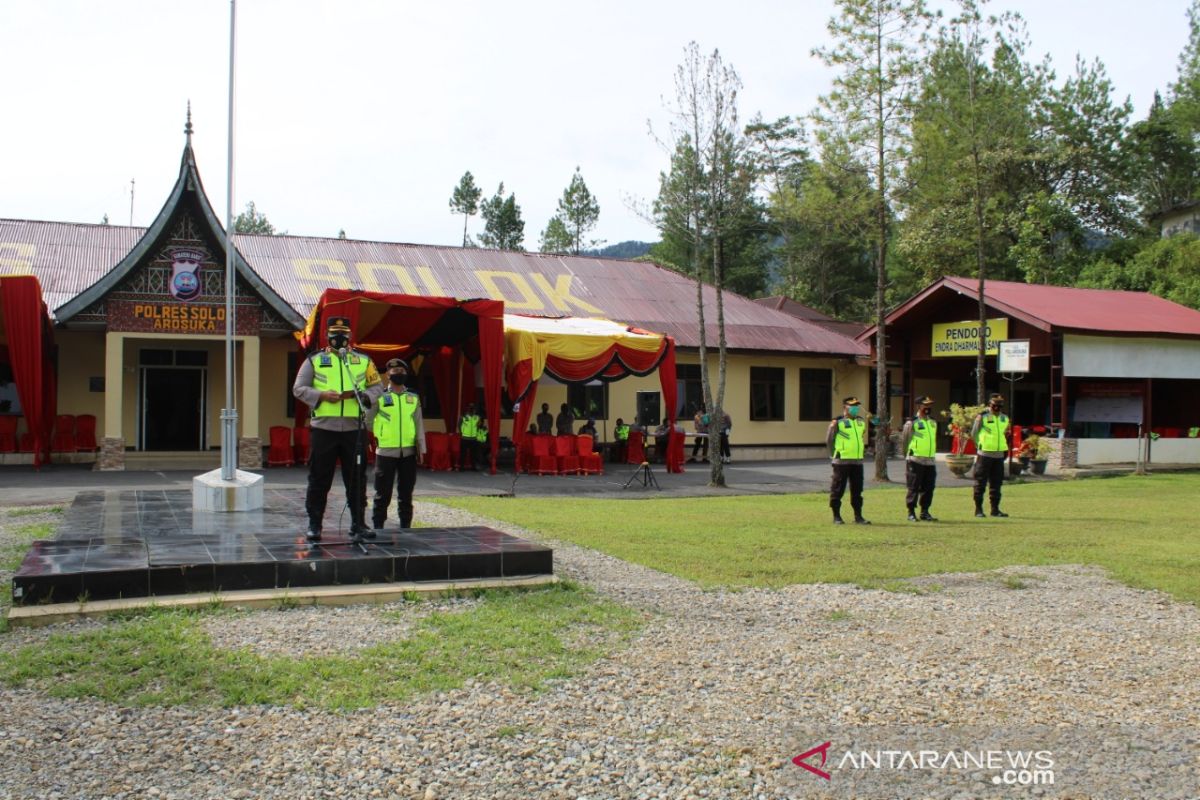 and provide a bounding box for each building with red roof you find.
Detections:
[860,276,1200,467]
